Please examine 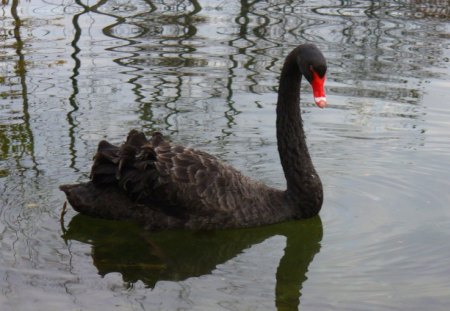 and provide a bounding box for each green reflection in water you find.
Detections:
[0,0,38,177]
[63,214,322,310]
